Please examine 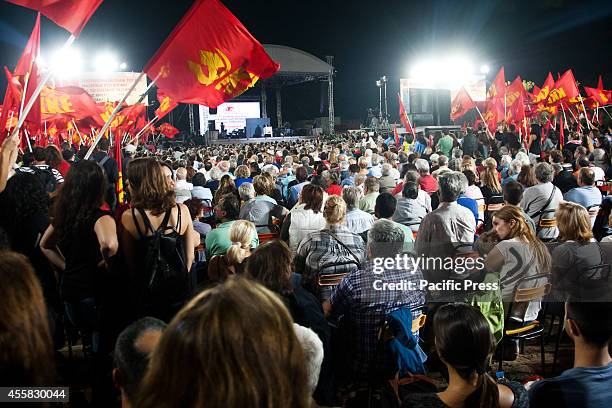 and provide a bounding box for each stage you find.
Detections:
[208,135,316,145]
